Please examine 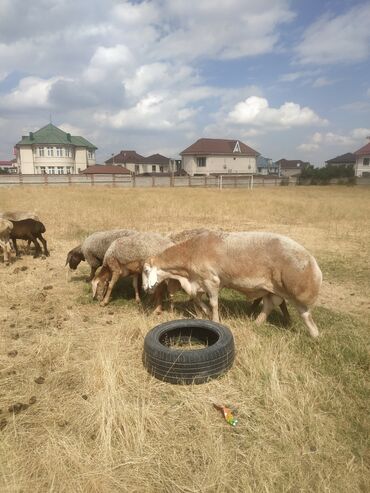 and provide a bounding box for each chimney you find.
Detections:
[29,132,34,140]
[67,133,71,142]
